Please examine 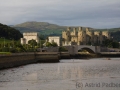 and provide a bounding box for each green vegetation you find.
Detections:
[59,47,68,52]
[12,21,120,42]
[13,21,66,32]
[103,39,119,48]
[44,41,58,47]
[111,31,120,42]
[0,21,118,52]
[0,52,11,55]
[0,23,22,40]
[96,28,120,42]
[0,38,46,52]
[0,39,26,53]
[28,39,37,47]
